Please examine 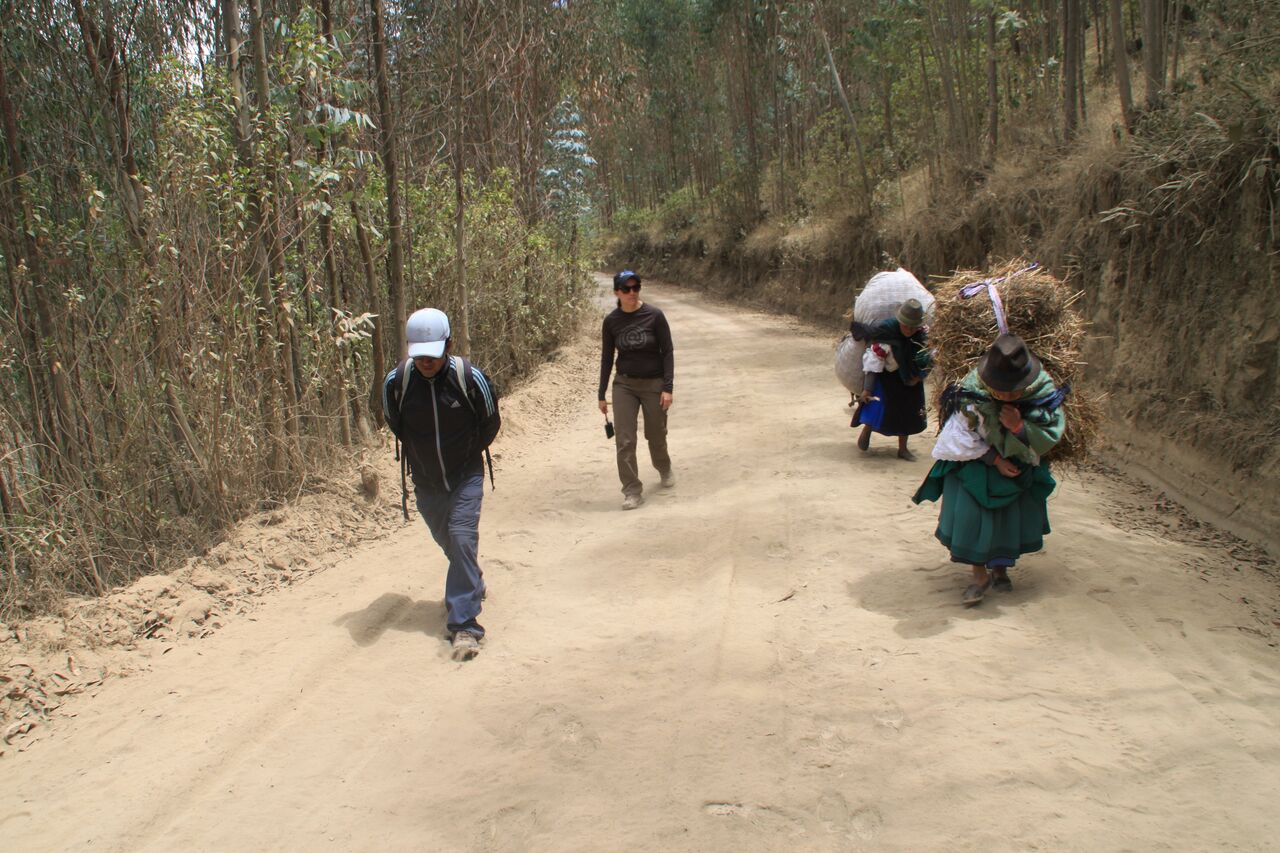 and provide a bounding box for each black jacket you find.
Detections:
[383,359,501,491]
[849,318,932,383]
